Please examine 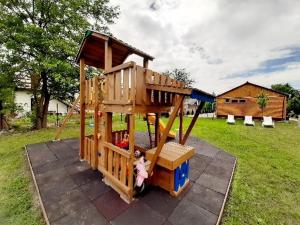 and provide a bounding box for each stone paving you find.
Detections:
[26,133,236,225]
